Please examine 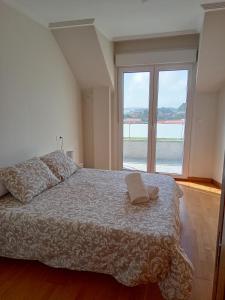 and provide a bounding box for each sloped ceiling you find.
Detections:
[51,25,114,89]
[96,29,114,89]
[196,9,225,92]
